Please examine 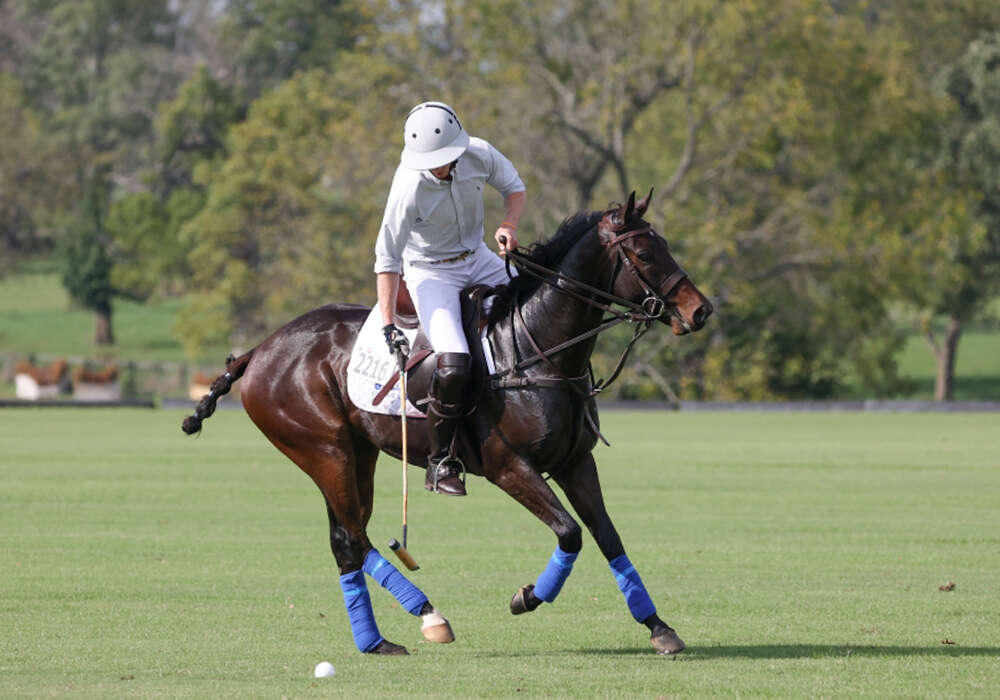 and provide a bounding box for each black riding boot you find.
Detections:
[425,352,470,496]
